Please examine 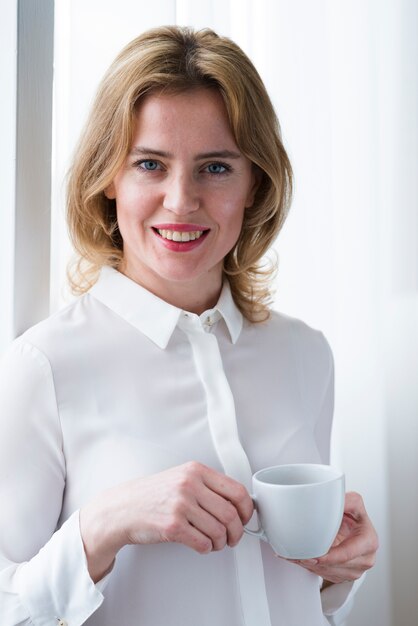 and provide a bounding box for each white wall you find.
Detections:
[378,1,418,623]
